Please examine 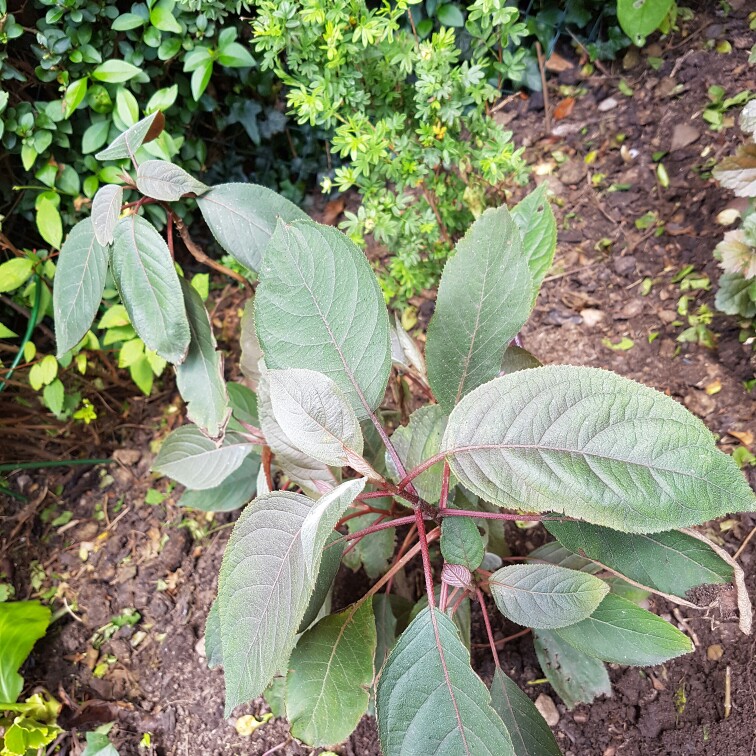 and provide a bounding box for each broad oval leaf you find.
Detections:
[0,600,51,703]
[95,111,164,161]
[175,279,230,439]
[545,521,733,601]
[268,368,364,468]
[500,345,542,375]
[554,593,693,666]
[489,668,562,756]
[489,564,609,630]
[287,599,376,746]
[441,514,485,571]
[136,159,209,202]
[343,510,396,579]
[377,607,514,756]
[617,0,674,44]
[256,220,391,419]
[426,206,533,411]
[217,481,363,713]
[197,183,308,272]
[53,218,108,356]
[442,365,756,533]
[179,454,260,512]
[91,184,123,246]
[532,629,611,709]
[153,425,254,489]
[110,215,190,364]
[712,144,756,198]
